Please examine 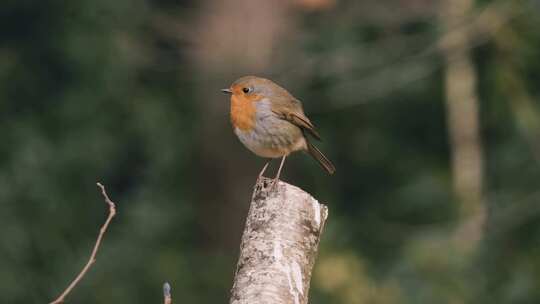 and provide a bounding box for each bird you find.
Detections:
[221,76,335,187]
